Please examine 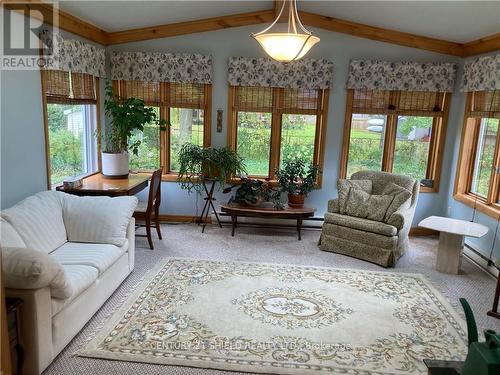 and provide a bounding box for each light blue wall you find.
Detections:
[0,69,47,208]
[443,53,500,261]
[110,25,463,224]
[0,10,47,208]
